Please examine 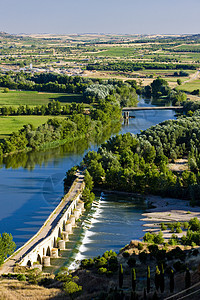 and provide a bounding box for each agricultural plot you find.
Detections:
[0,90,83,107]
